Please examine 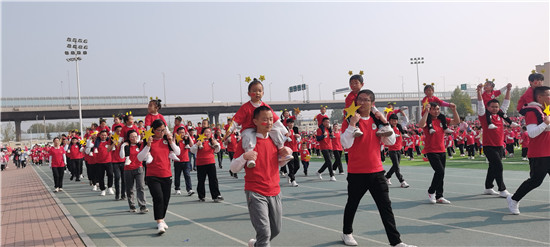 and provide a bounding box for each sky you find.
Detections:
[1,0,550,132]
